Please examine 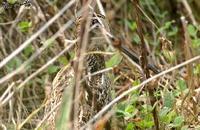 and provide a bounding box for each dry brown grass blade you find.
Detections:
[17,100,47,130]
[181,16,197,118]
